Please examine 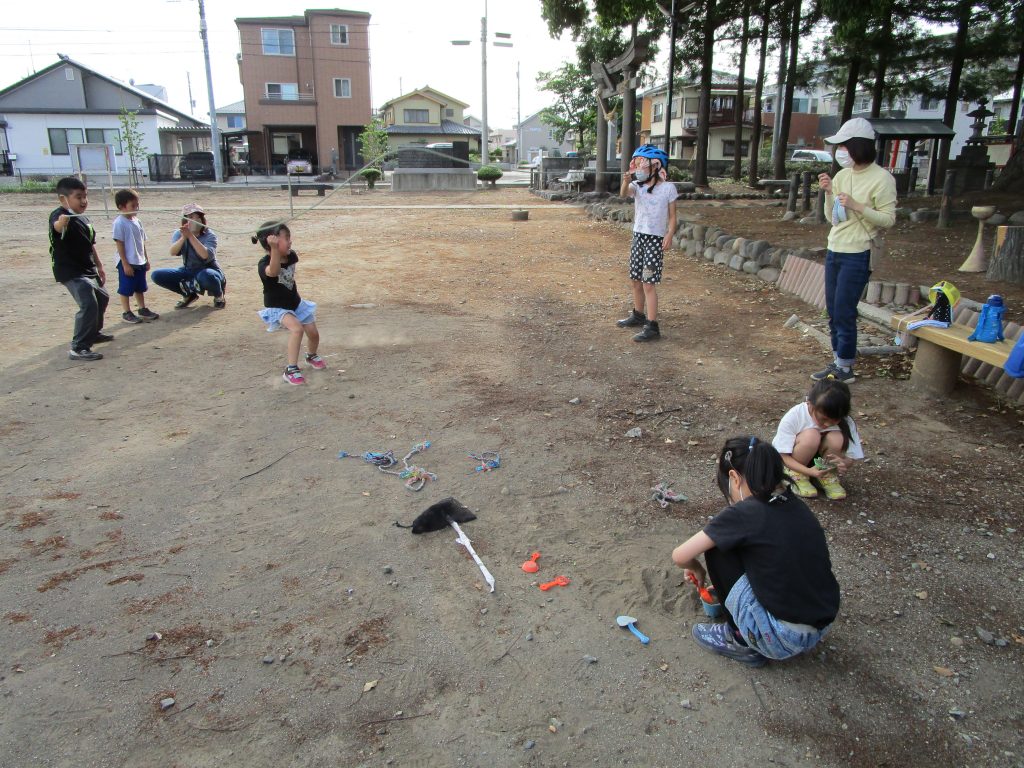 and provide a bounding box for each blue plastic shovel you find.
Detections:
[617,615,650,644]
